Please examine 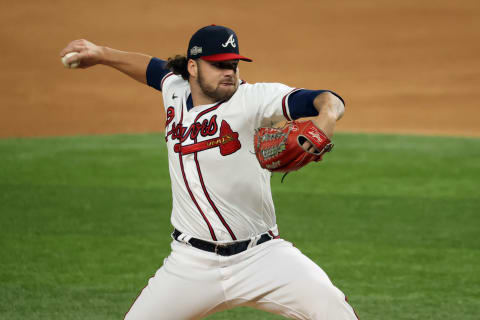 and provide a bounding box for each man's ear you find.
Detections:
[188,59,198,78]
